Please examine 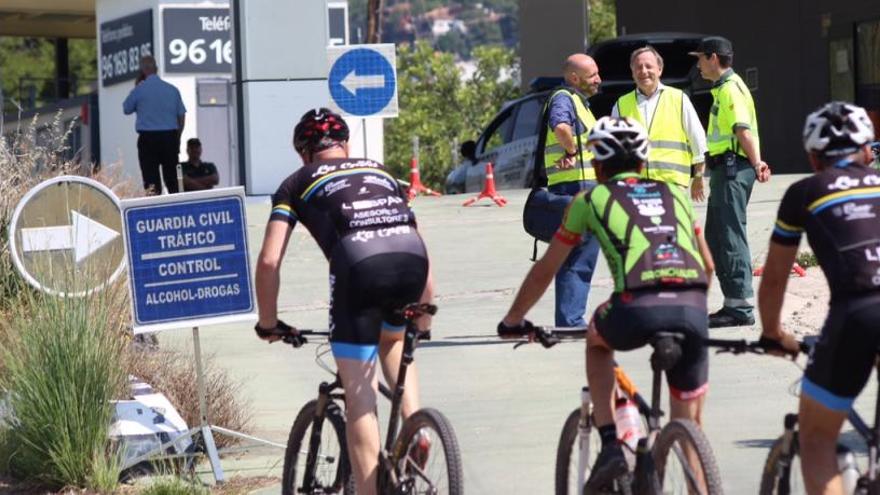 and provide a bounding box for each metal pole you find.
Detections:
[176,164,185,193]
[412,135,419,165]
[192,326,225,483]
[363,118,368,159]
